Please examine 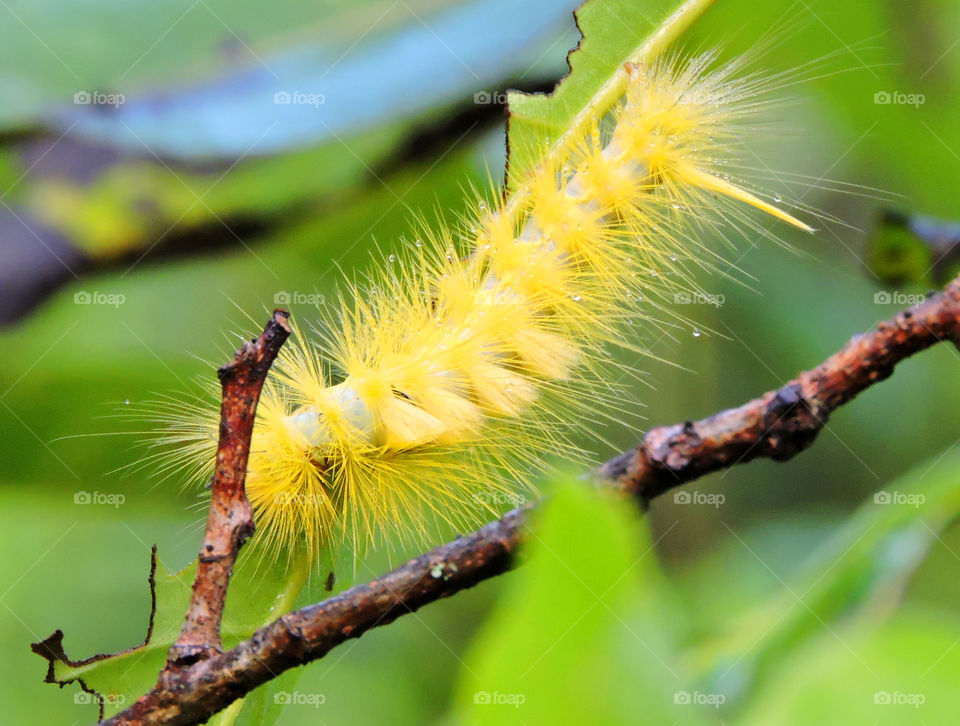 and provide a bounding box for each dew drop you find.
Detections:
[692,328,702,338]
[388,254,396,263]
[773,193,783,203]
[124,399,131,405]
